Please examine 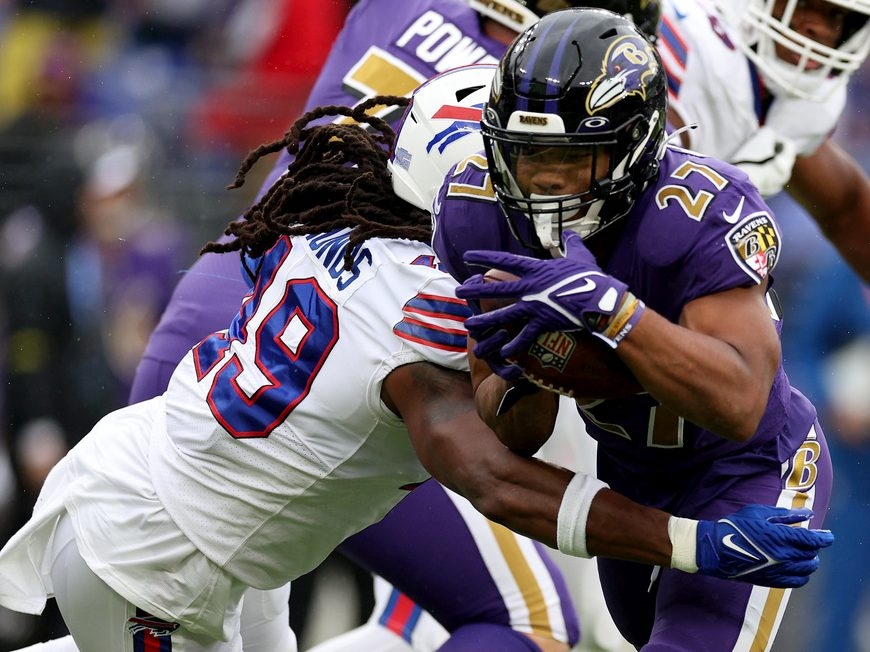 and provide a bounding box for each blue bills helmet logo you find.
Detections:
[726,213,781,283]
[587,35,660,114]
[127,614,180,637]
[528,331,577,372]
[425,103,484,155]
